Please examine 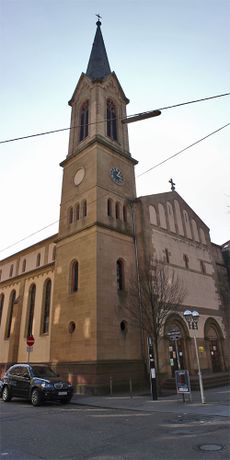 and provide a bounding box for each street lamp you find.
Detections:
[183,309,205,404]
